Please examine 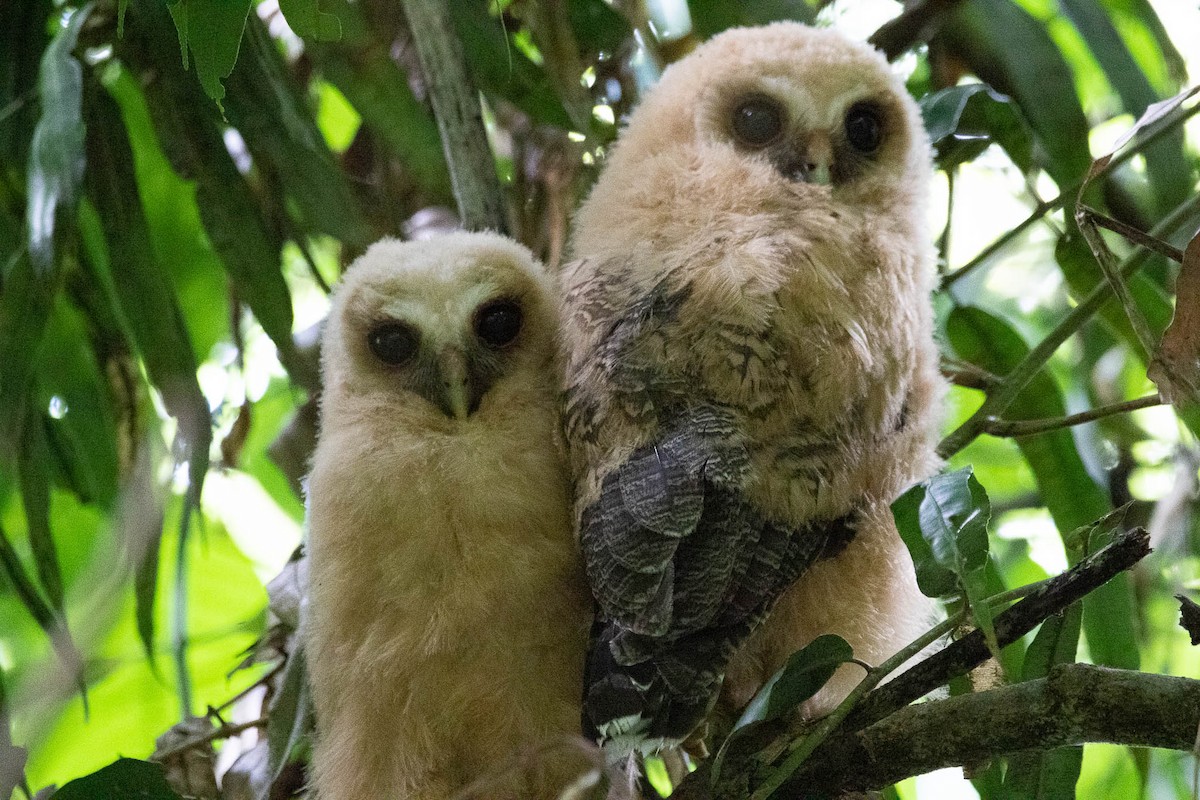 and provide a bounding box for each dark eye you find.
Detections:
[845,103,883,153]
[475,300,522,349]
[731,96,784,147]
[367,323,419,366]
